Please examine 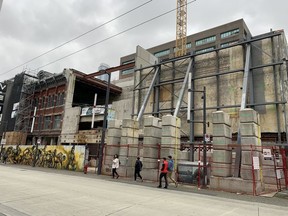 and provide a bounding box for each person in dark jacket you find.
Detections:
[134,157,143,181]
[158,157,168,188]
